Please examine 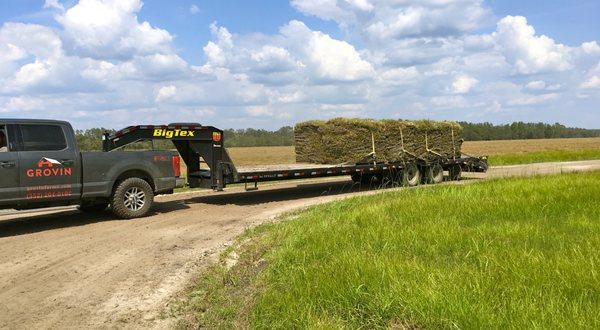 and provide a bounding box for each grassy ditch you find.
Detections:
[176,171,600,329]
